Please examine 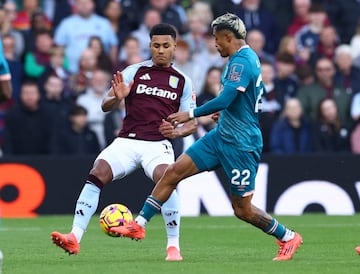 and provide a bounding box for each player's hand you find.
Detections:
[111,71,133,100]
[159,119,177,139]
[168,111,190,126]
[211,112,220,123]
